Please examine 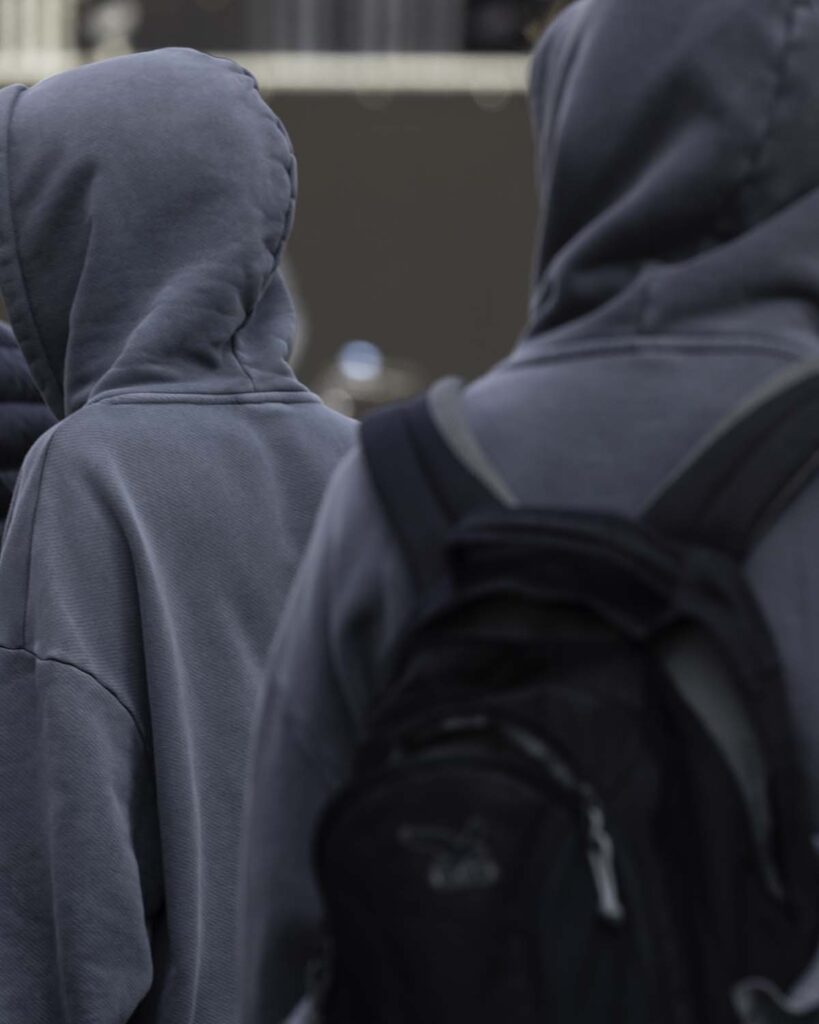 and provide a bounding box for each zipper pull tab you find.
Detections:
[586,805,626,925]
